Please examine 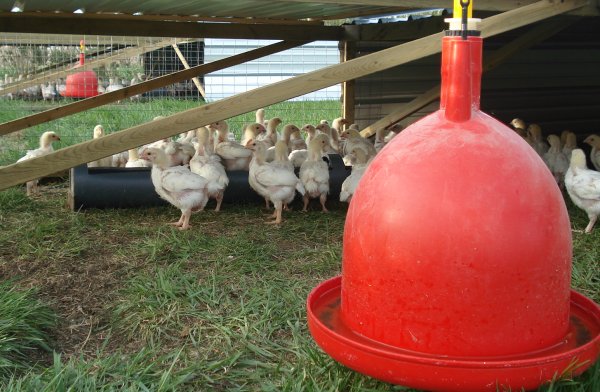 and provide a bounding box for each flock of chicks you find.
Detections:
[15,112,600,234]
[134,110,401,229]
[510,118,600,233]
[15,109,401,229]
